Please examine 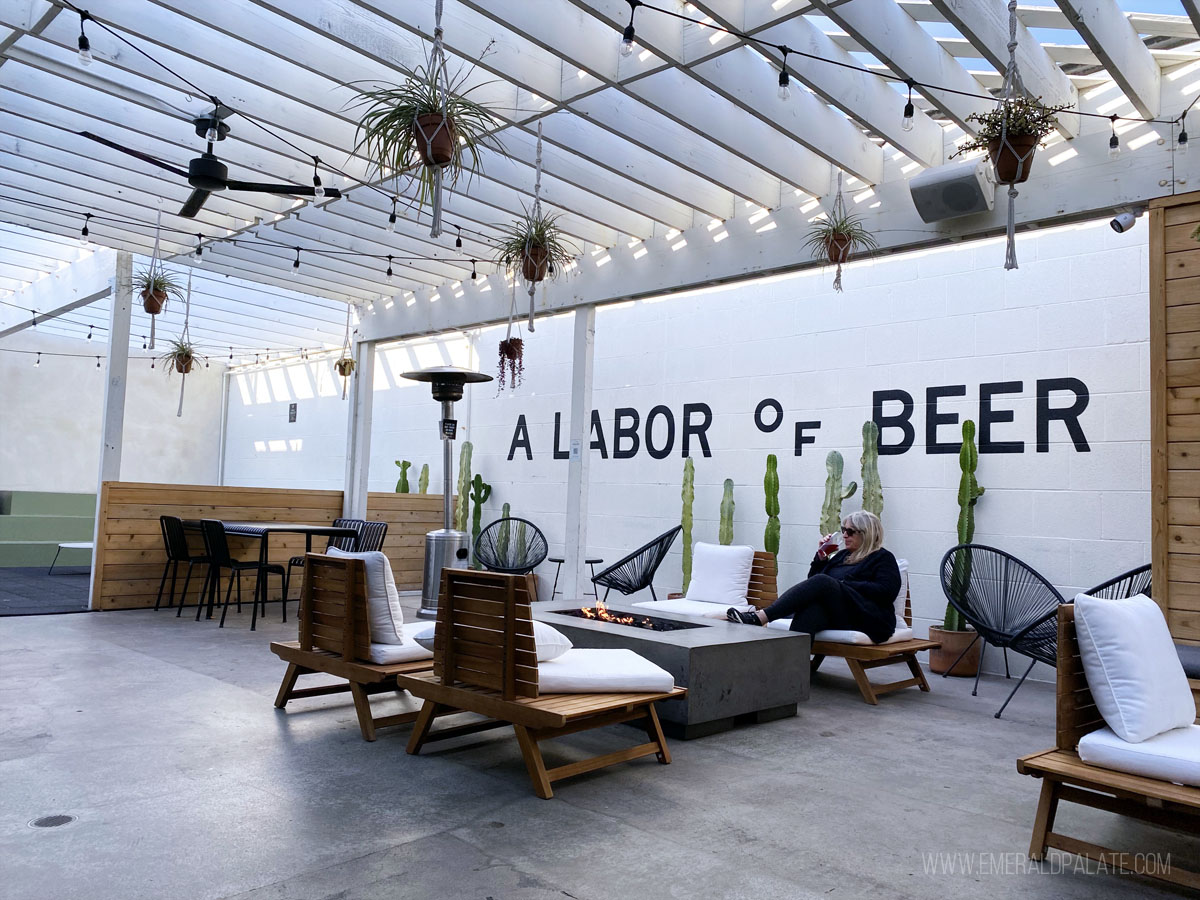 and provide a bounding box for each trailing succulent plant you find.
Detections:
[763,454,780,570]
[719,479,735,546]
[819,450,857,537]
[946,420,986,631]
[394,459,412,493]
[681,458,695,592]
[951,96,1070,156]
[455,441,473,533]
[497,337,524,391]
[469,474,491,567]
[860,421,883,520]
[418,463,430,495]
